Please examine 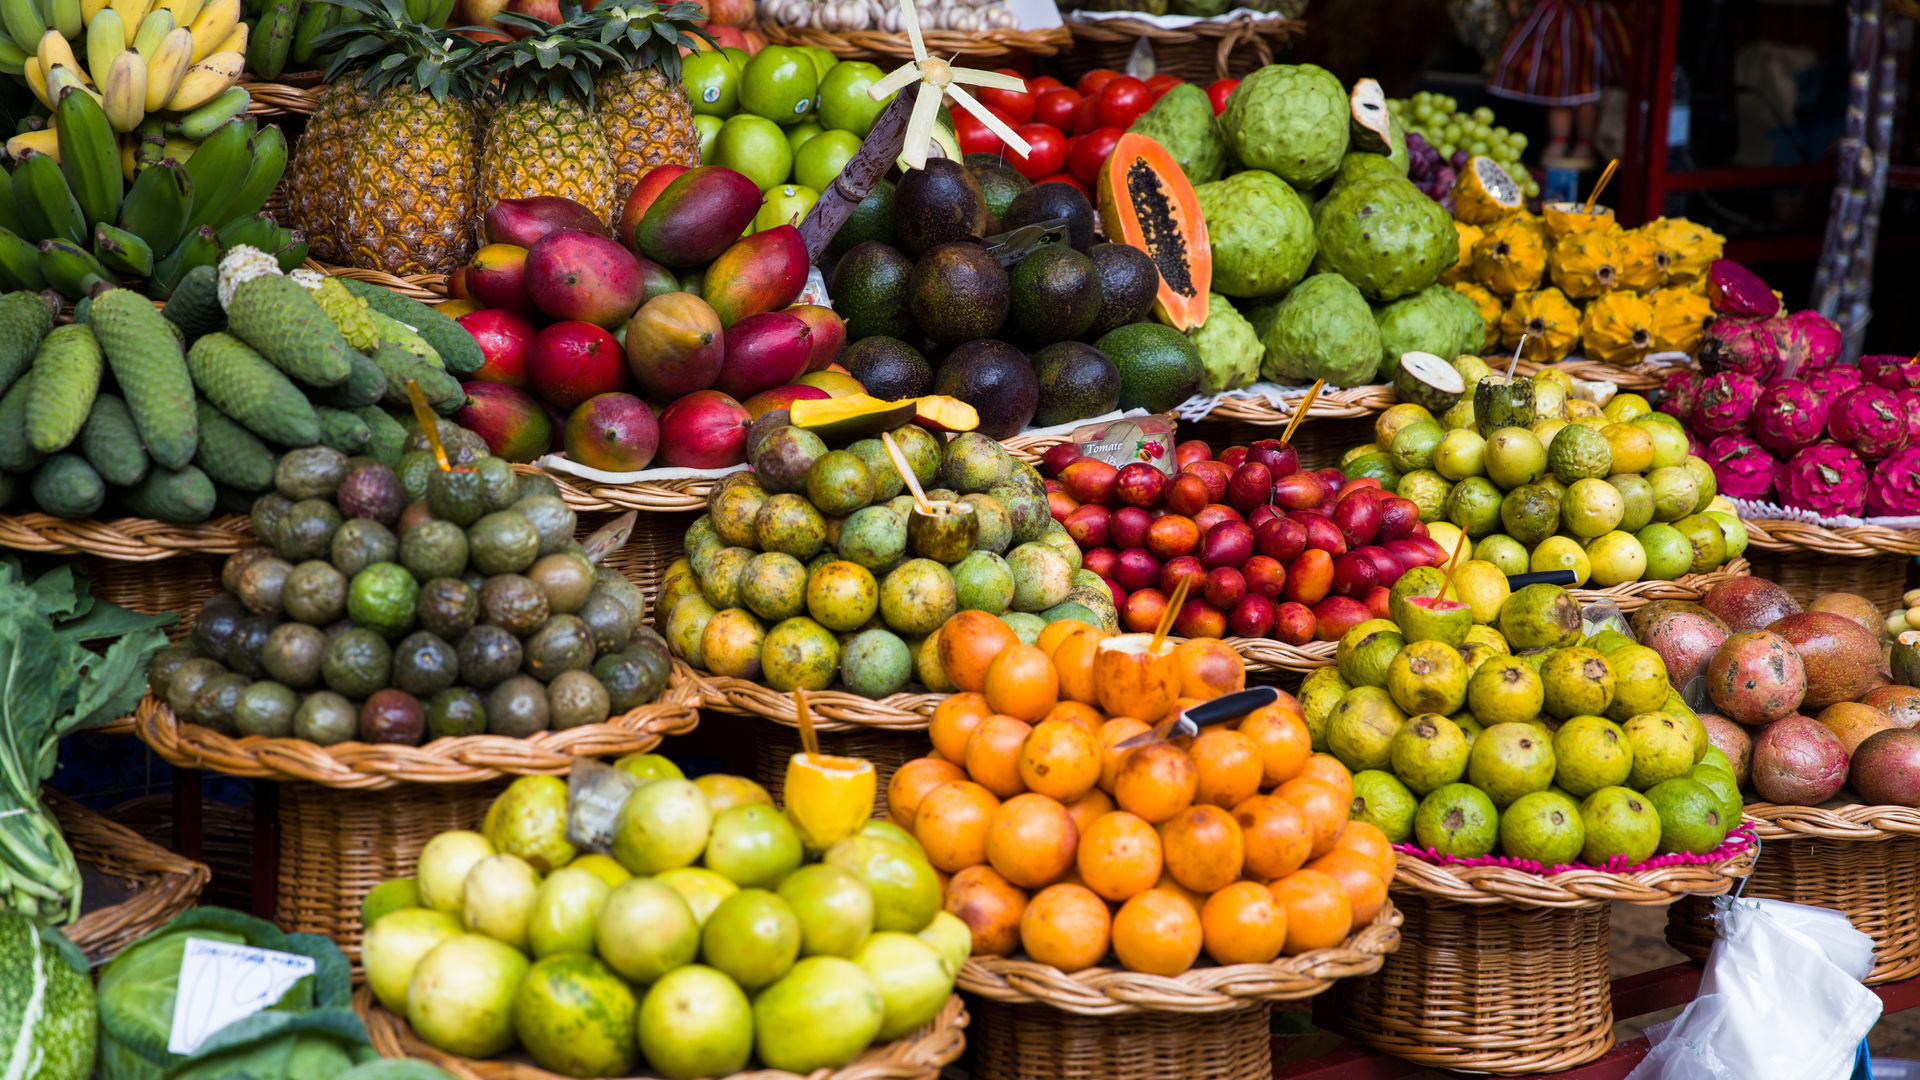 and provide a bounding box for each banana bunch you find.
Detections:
[0,0,248,137]
[0,91,303,299]
[241,0,360,80]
